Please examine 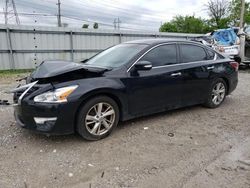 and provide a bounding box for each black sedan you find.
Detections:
[12,39,238,140]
